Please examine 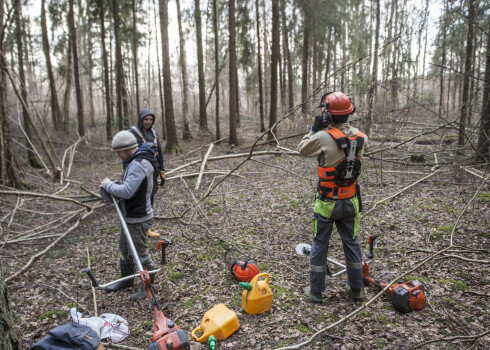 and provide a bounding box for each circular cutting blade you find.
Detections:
[295,243,311,256]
